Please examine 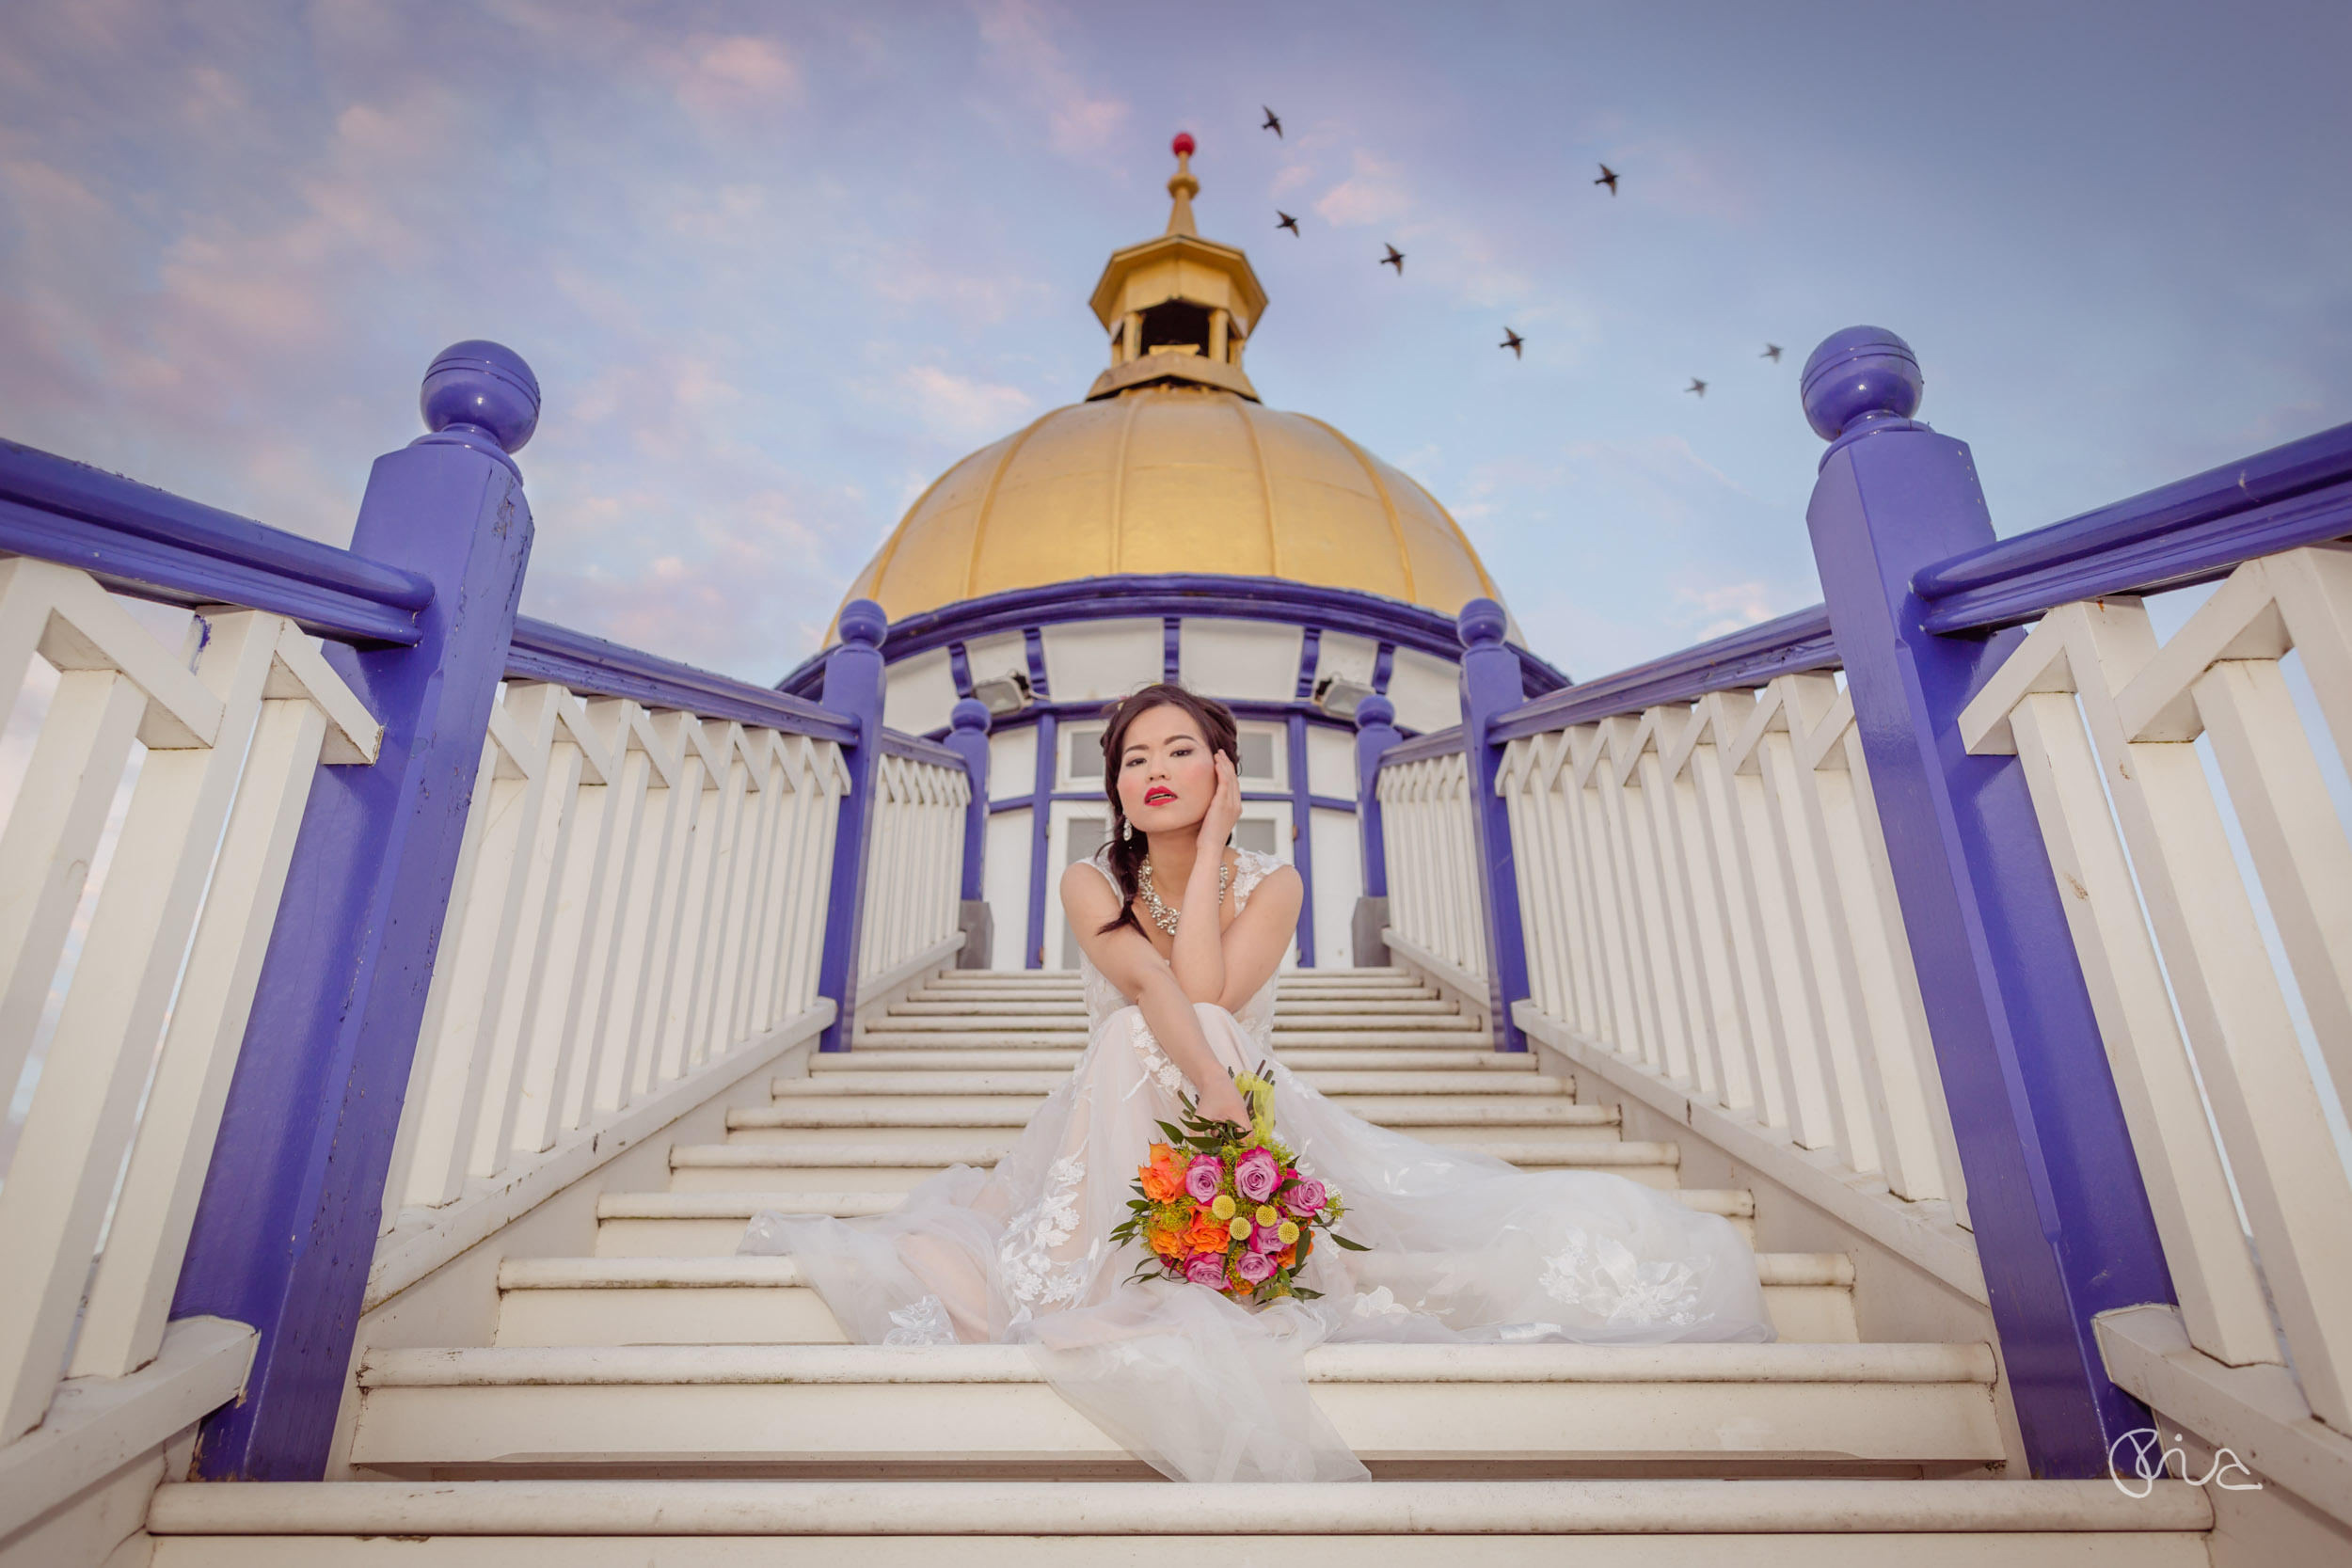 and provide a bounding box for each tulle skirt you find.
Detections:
[739,999,1774,1482]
